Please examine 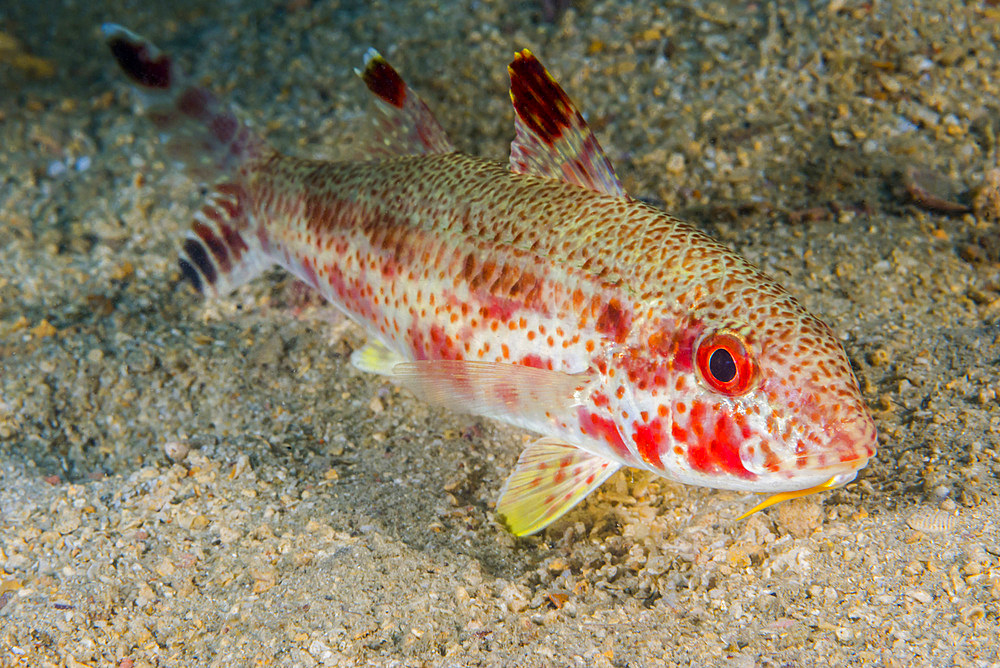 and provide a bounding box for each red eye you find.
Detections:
[695,330,756,395]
